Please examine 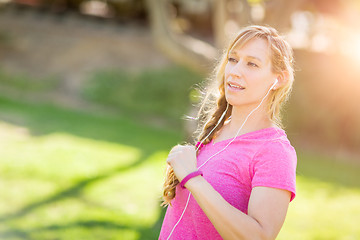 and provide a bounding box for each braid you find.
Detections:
[161,165,179,207]
[161,25,295,207]
[161,97,230,207]
[197,95,231,146]
[161,94,231,207]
